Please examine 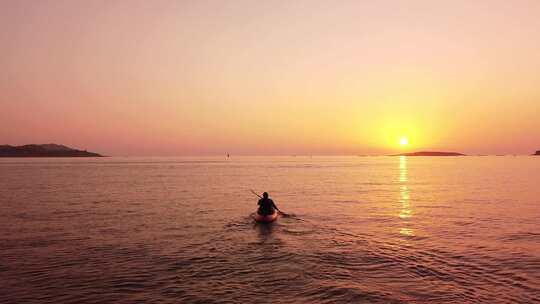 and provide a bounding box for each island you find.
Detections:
[391,151,466,157]
[0,144,103,157]
[534,150,540,156]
